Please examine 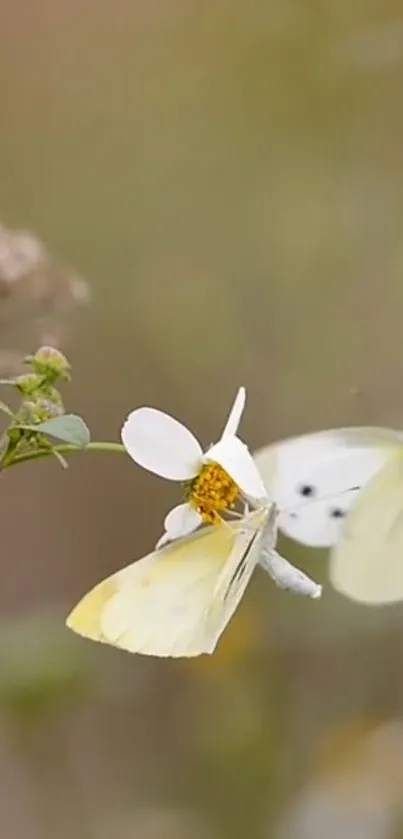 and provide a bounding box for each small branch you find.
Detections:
[3,441,127,469]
